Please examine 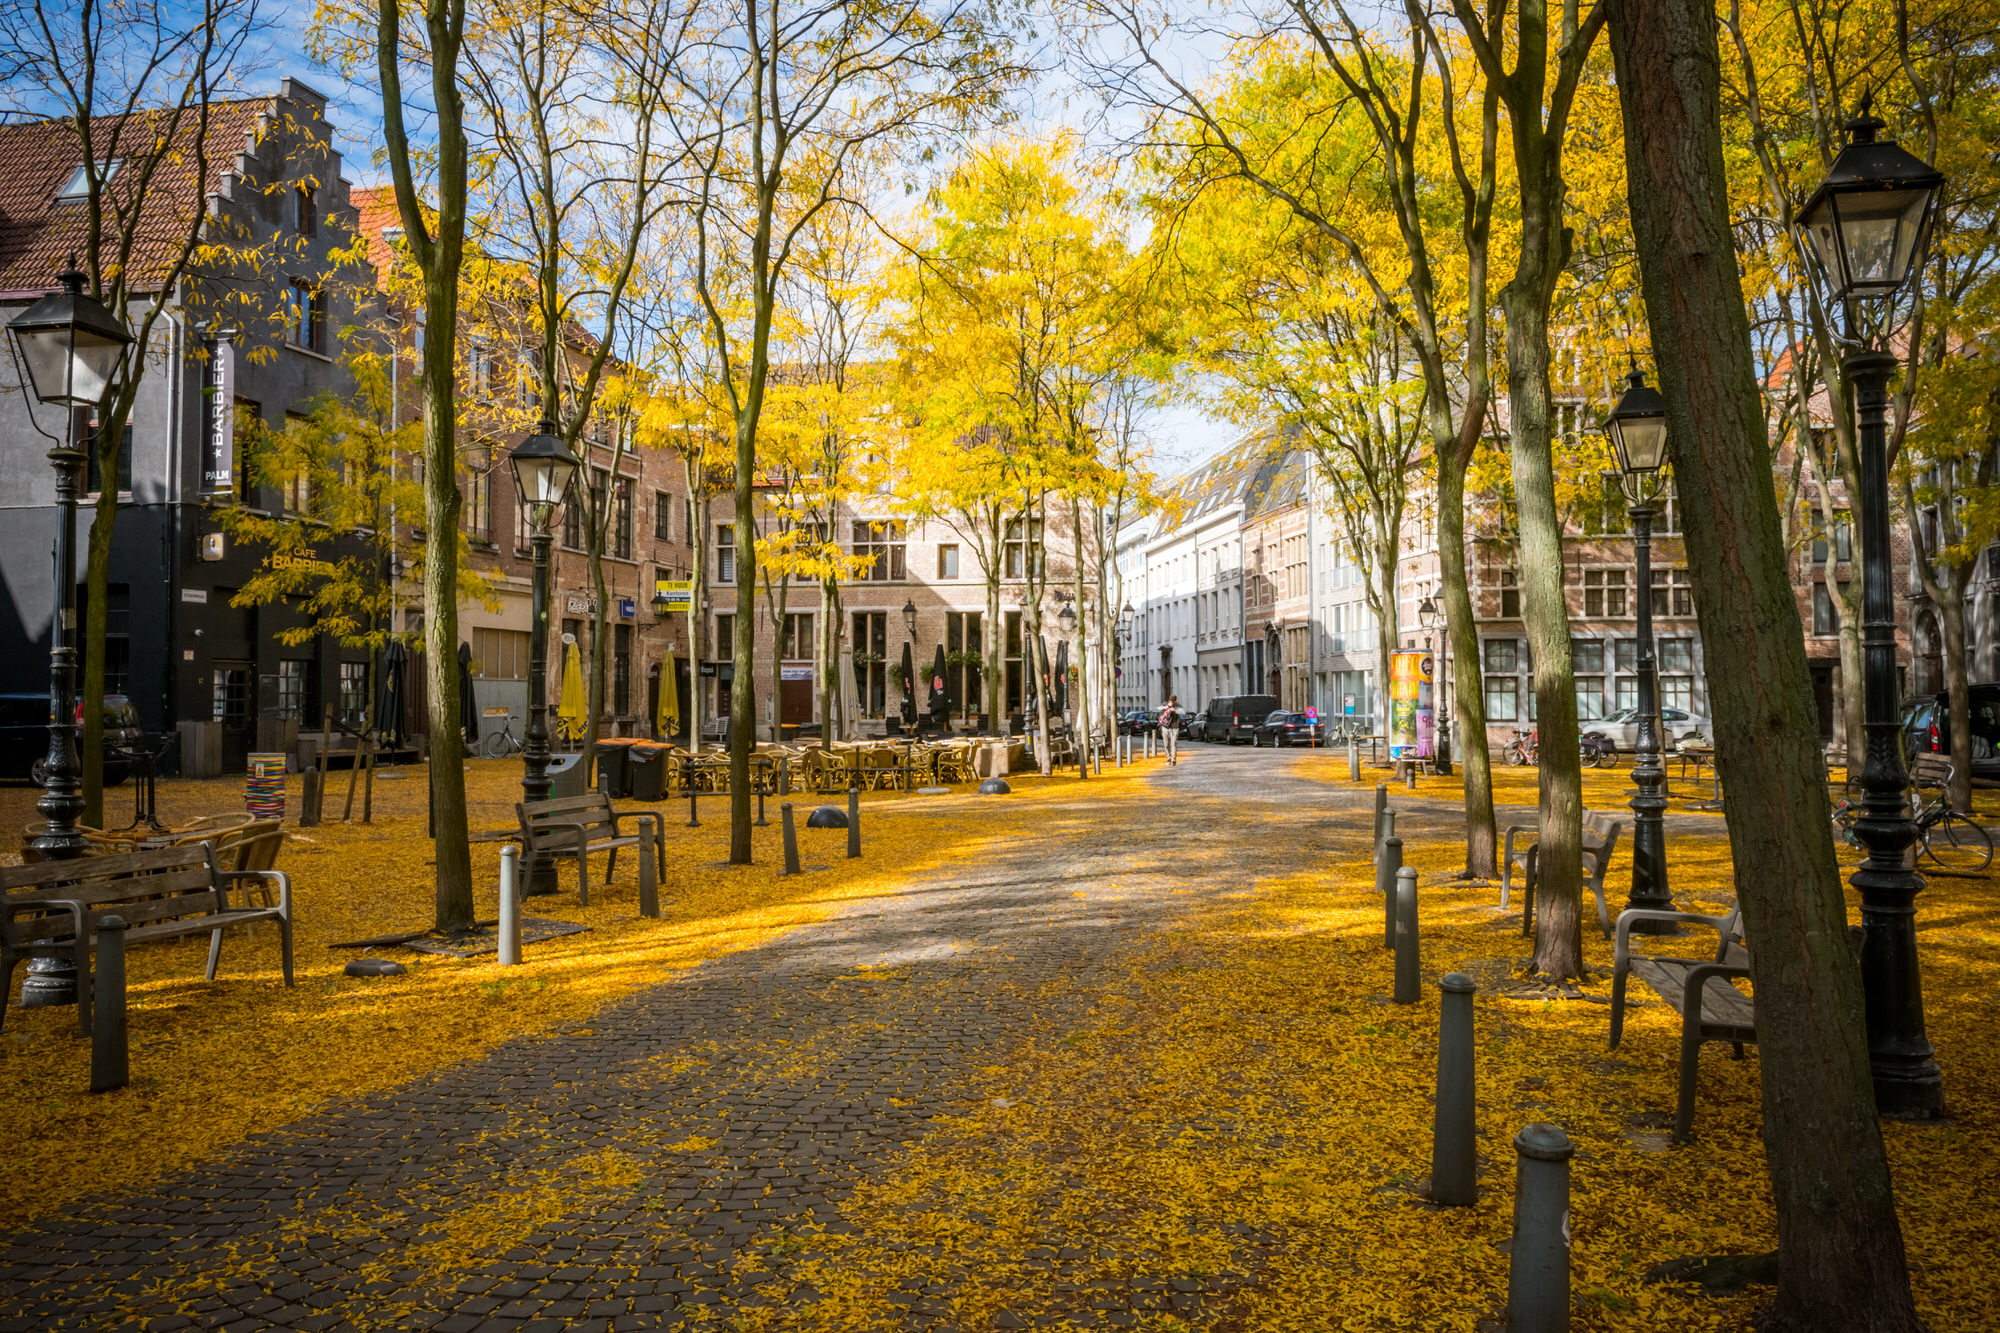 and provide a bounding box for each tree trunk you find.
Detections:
[686,474,707,754]
[1070,494,1090,776]
[1437,454,1496,876]
[422,296,472,929]
[1606,4,1924,1326]
[1941,597,1972,812]
[589,547,608,755]
[730,470,757,864]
